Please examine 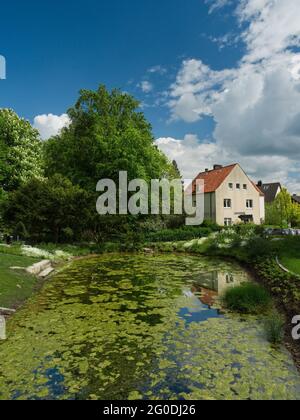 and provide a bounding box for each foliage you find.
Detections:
[44,86,175,190]
[264,312,285,346]
[146,226,214,243]
[3,174,91,243]
[222,283,272,314]
[266,188,300,228]
[13,221,29,241]
[0,109,44,192]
